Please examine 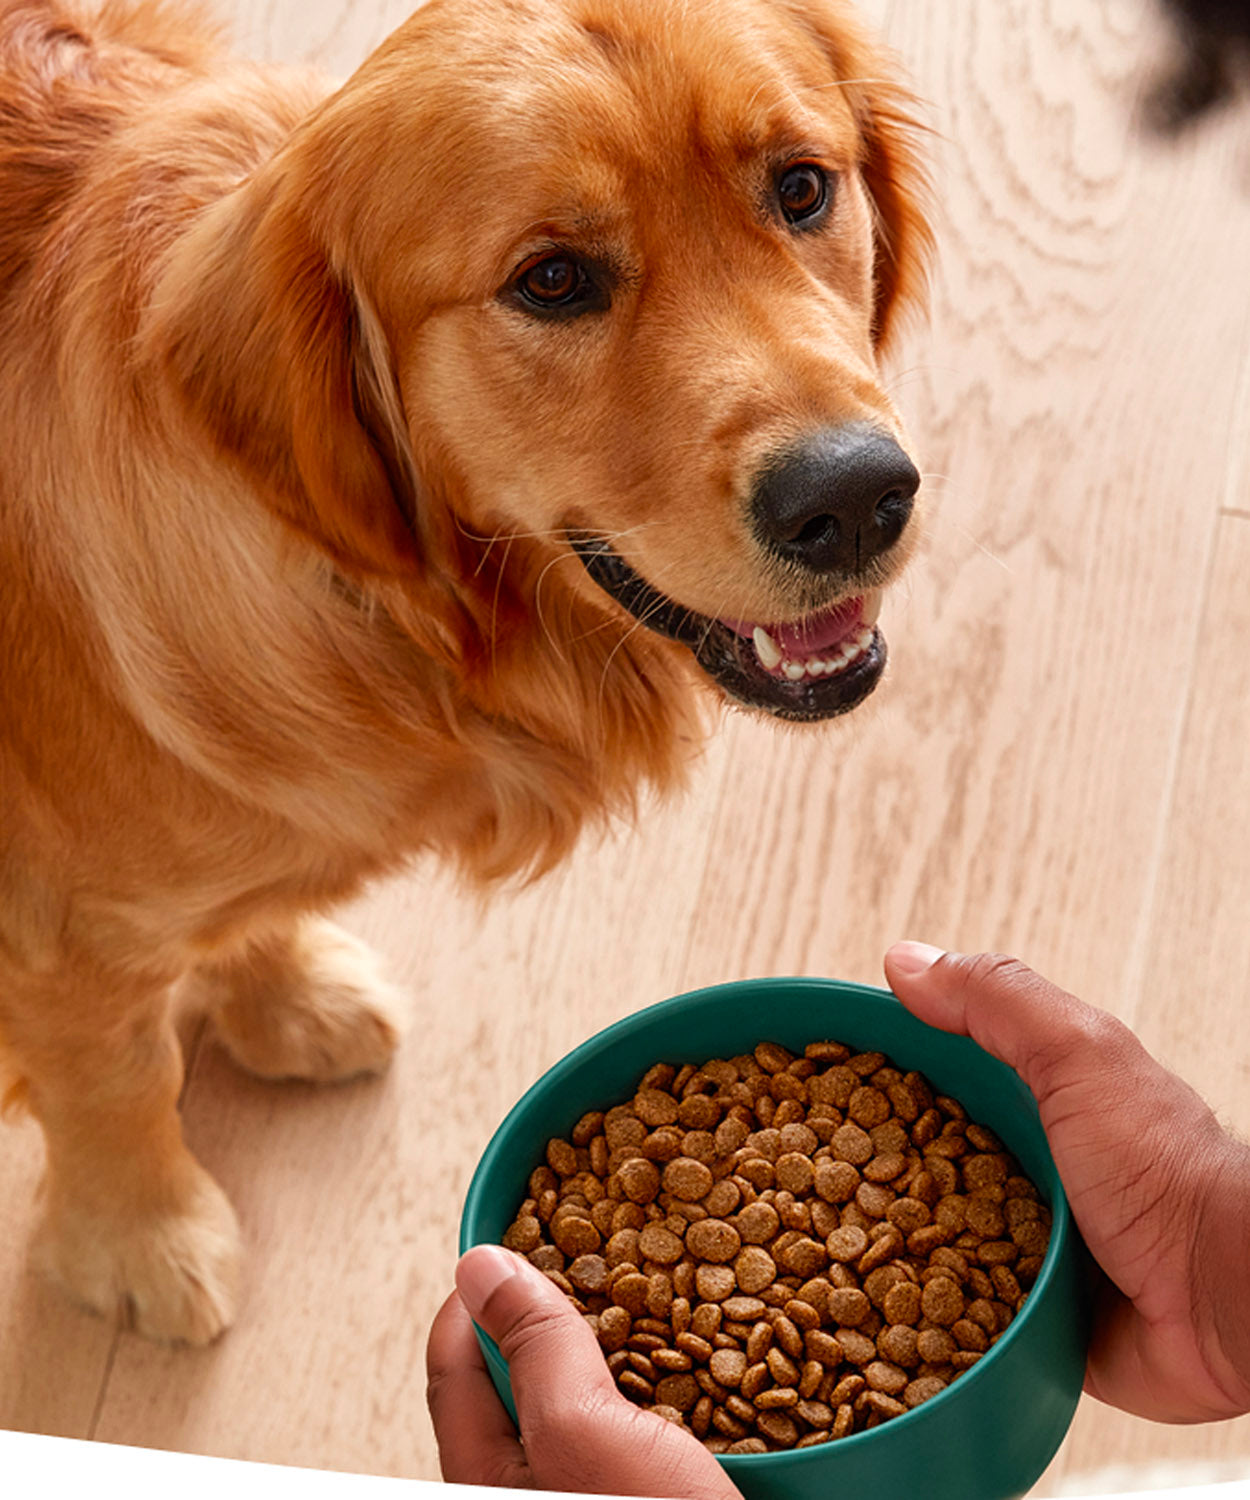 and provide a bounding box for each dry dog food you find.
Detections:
[502,1039,1052,1454]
